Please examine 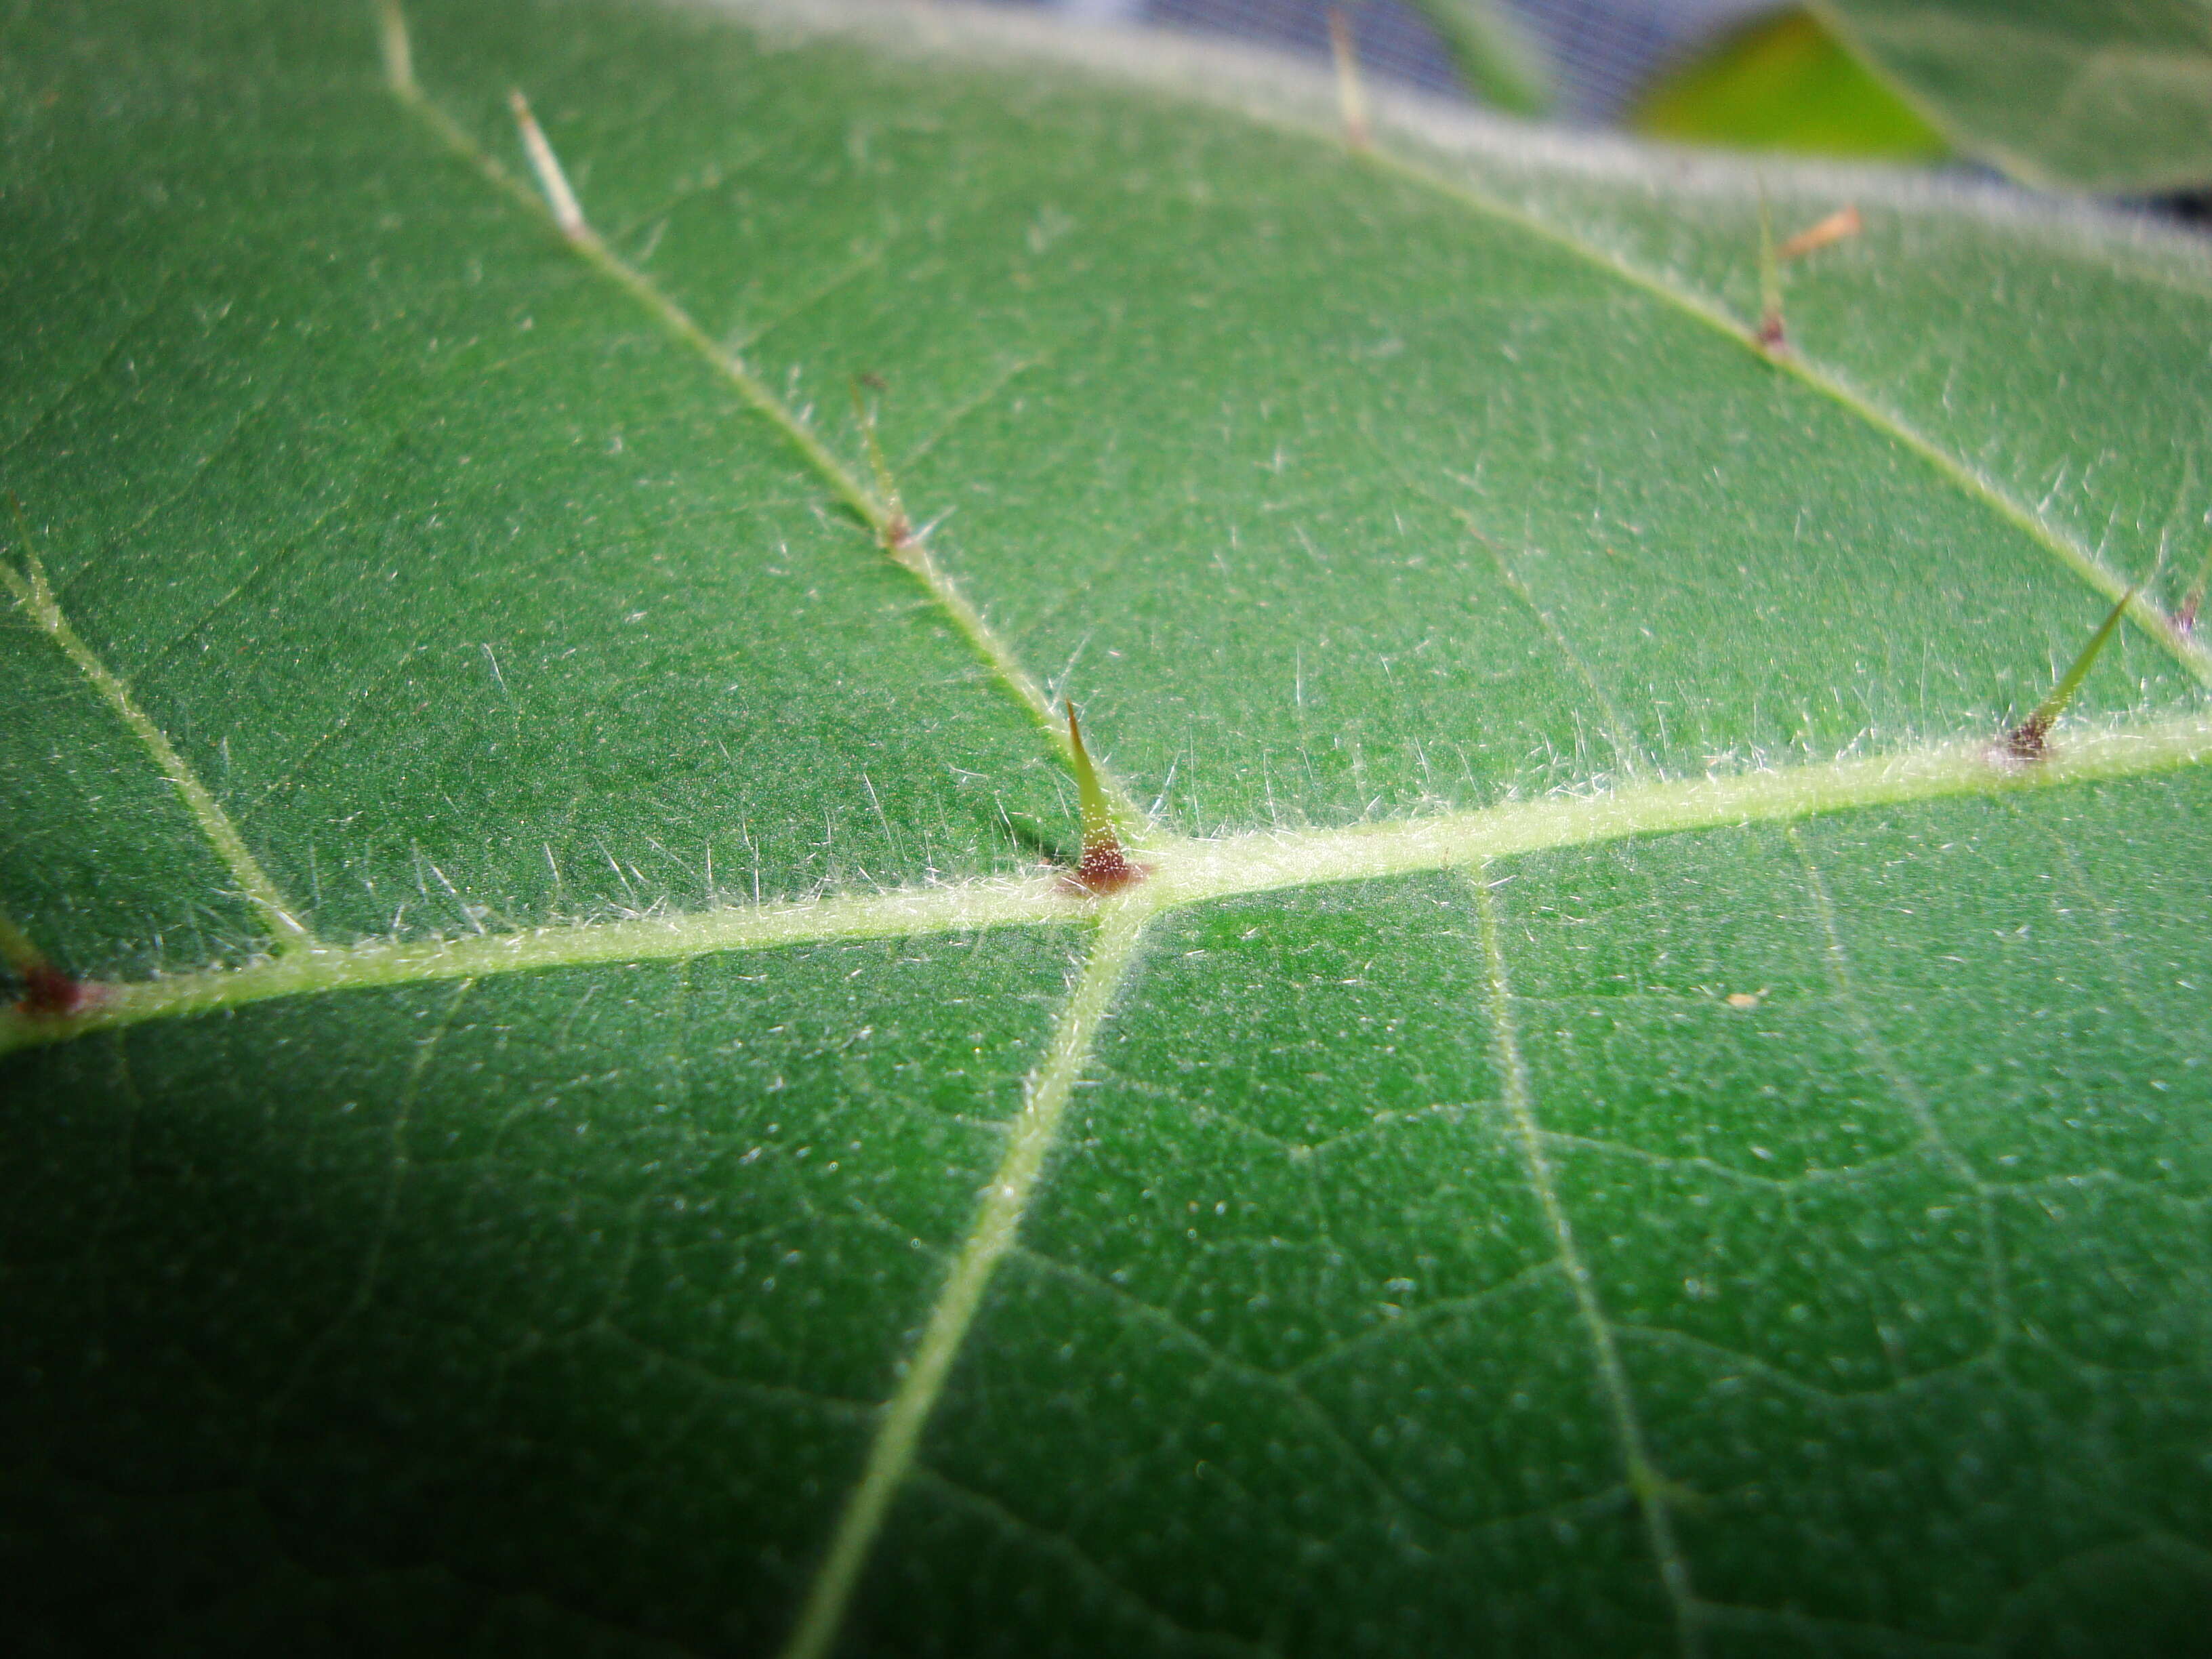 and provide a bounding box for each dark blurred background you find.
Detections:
[982,0,2212,220]
[1033,0,1777,123]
